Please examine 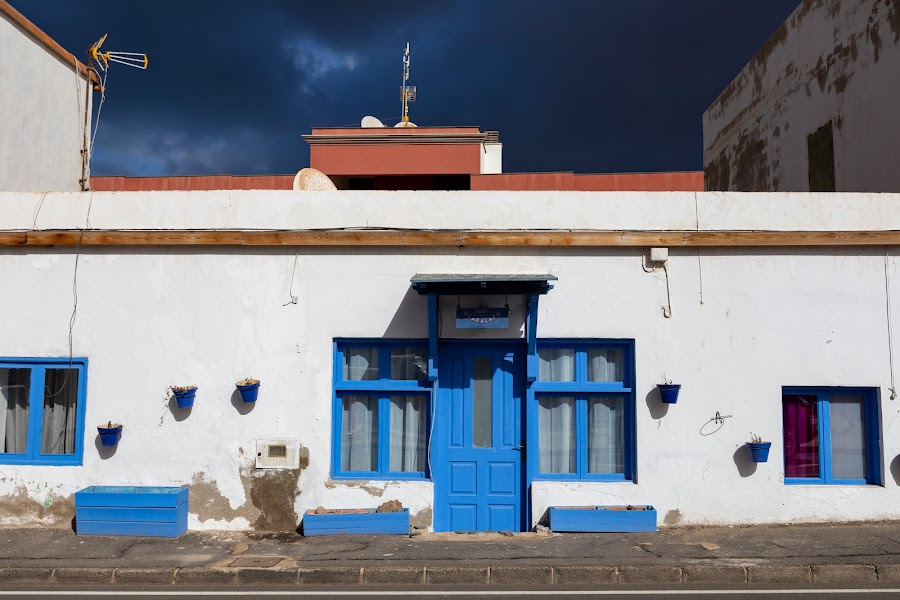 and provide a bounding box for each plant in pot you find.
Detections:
[170,385,197,409]
[97,421,123,446]
[746,433,771,463]
[236,378,261,403]
[657,376,681,404]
